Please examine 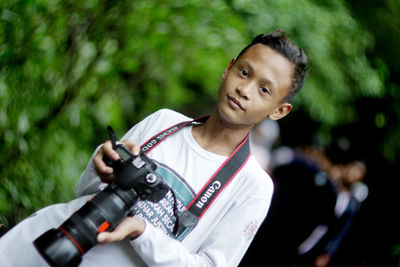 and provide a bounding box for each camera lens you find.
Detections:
[34,184,137,267]
[34,228,83,267]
